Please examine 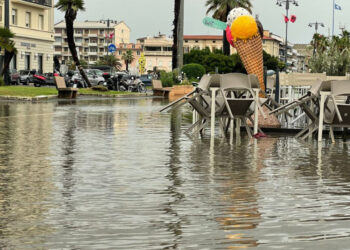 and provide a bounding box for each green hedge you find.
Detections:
[0,77,4,86]
[182,63,206,80]
[160,70,174,87]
